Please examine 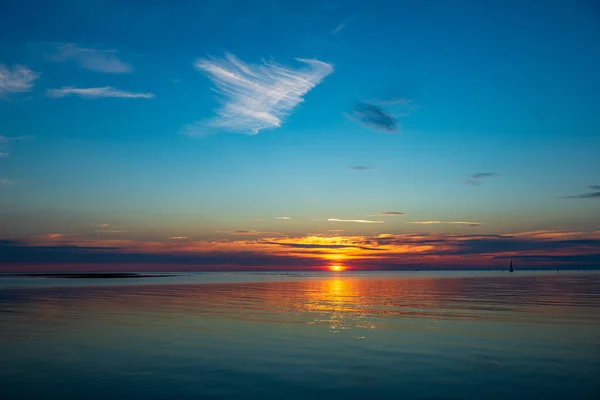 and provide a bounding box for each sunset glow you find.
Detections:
[329,265,346,272]
[0,1,599,273]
